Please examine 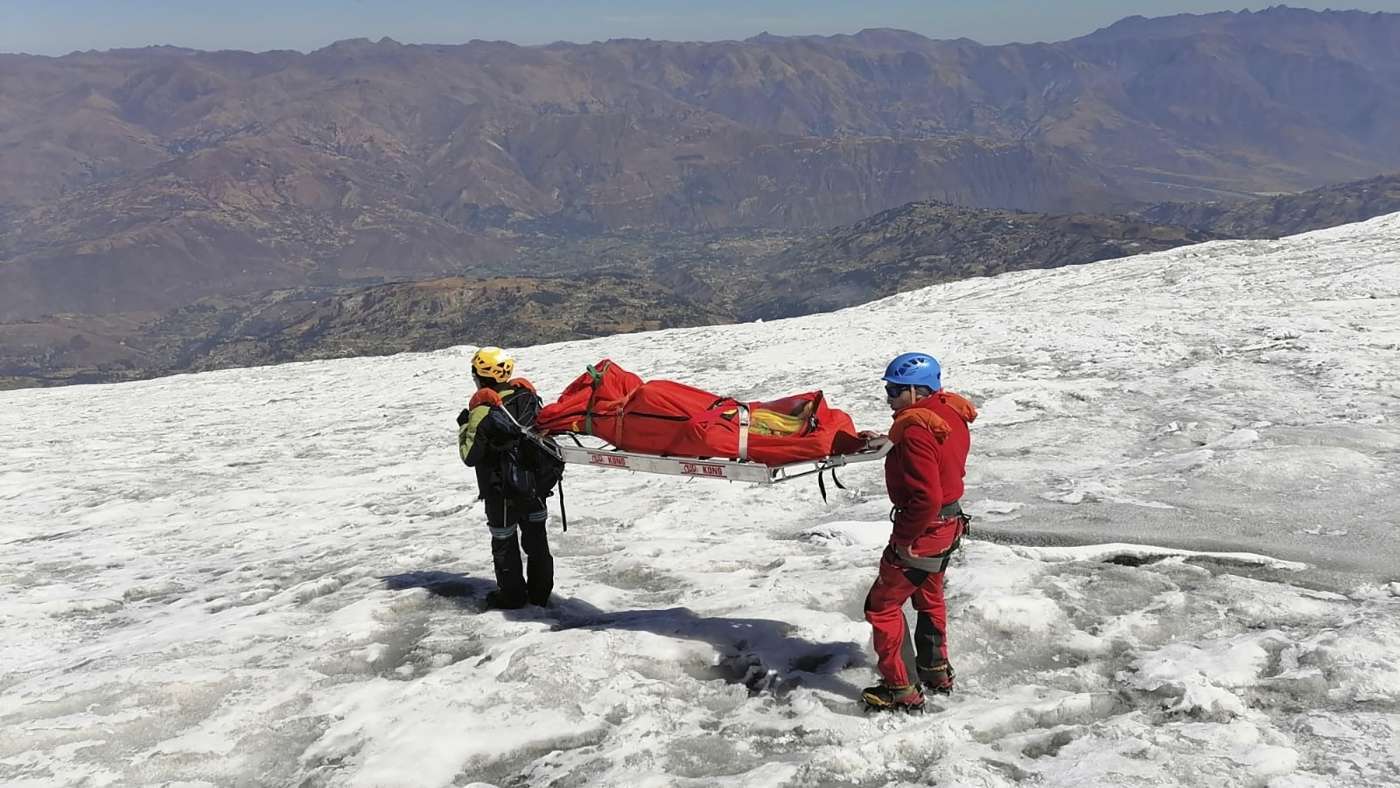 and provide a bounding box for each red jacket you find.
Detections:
[884,391,977,549]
